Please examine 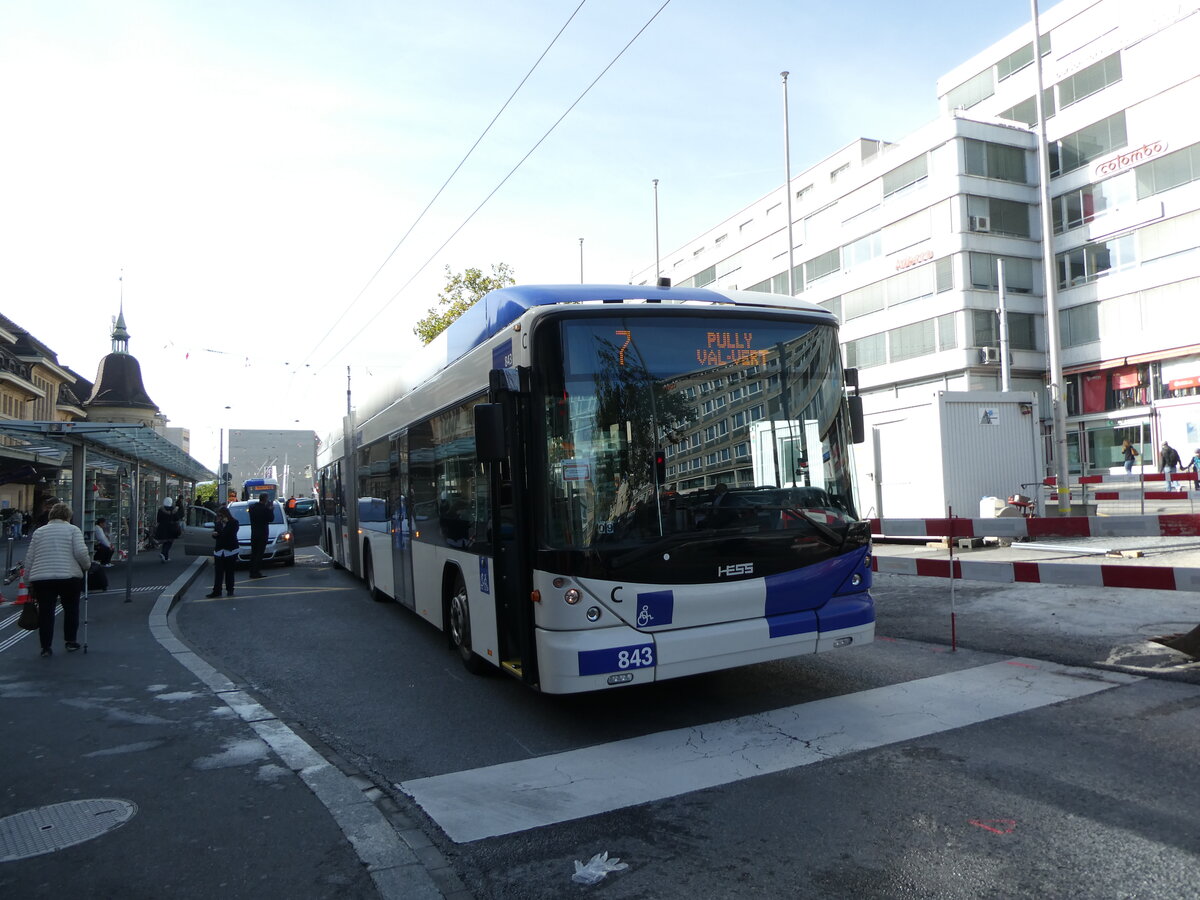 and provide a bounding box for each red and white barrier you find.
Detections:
[1043,472,1197,485]
[872,555,1200,592]
[869,514,1200,539]
[1090,490,1191,500]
